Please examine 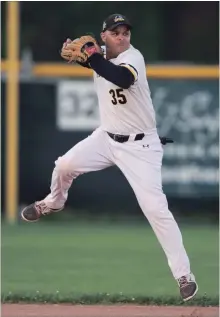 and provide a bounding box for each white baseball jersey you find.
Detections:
[93,45,156,134]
